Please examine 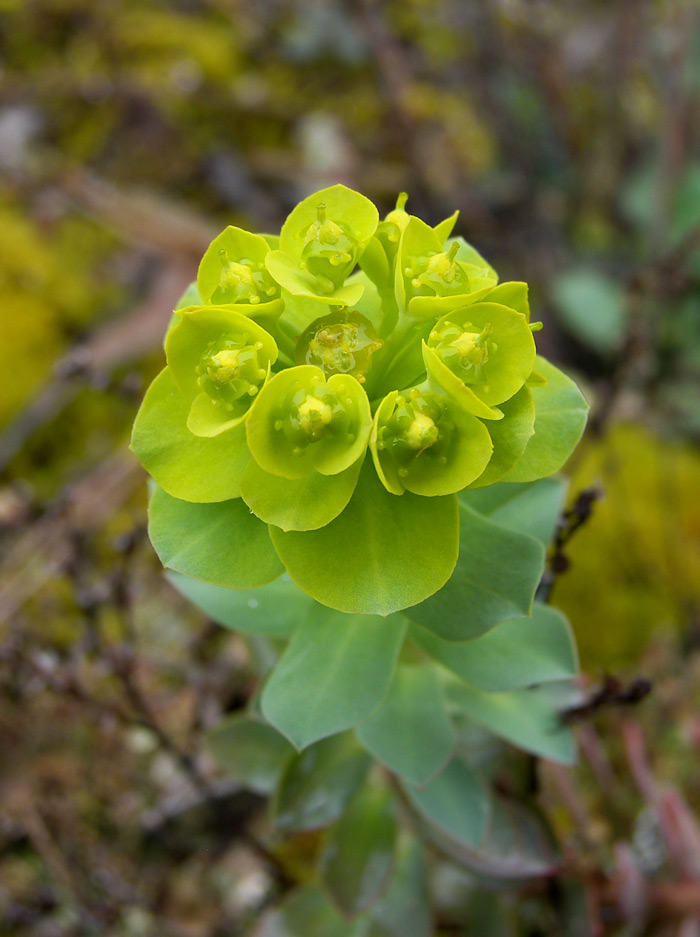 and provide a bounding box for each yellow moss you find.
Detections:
[554,424,700,669]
